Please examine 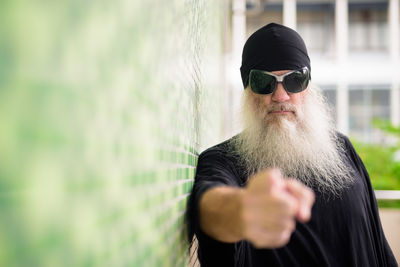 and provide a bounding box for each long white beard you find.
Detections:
[232,85,353,195]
